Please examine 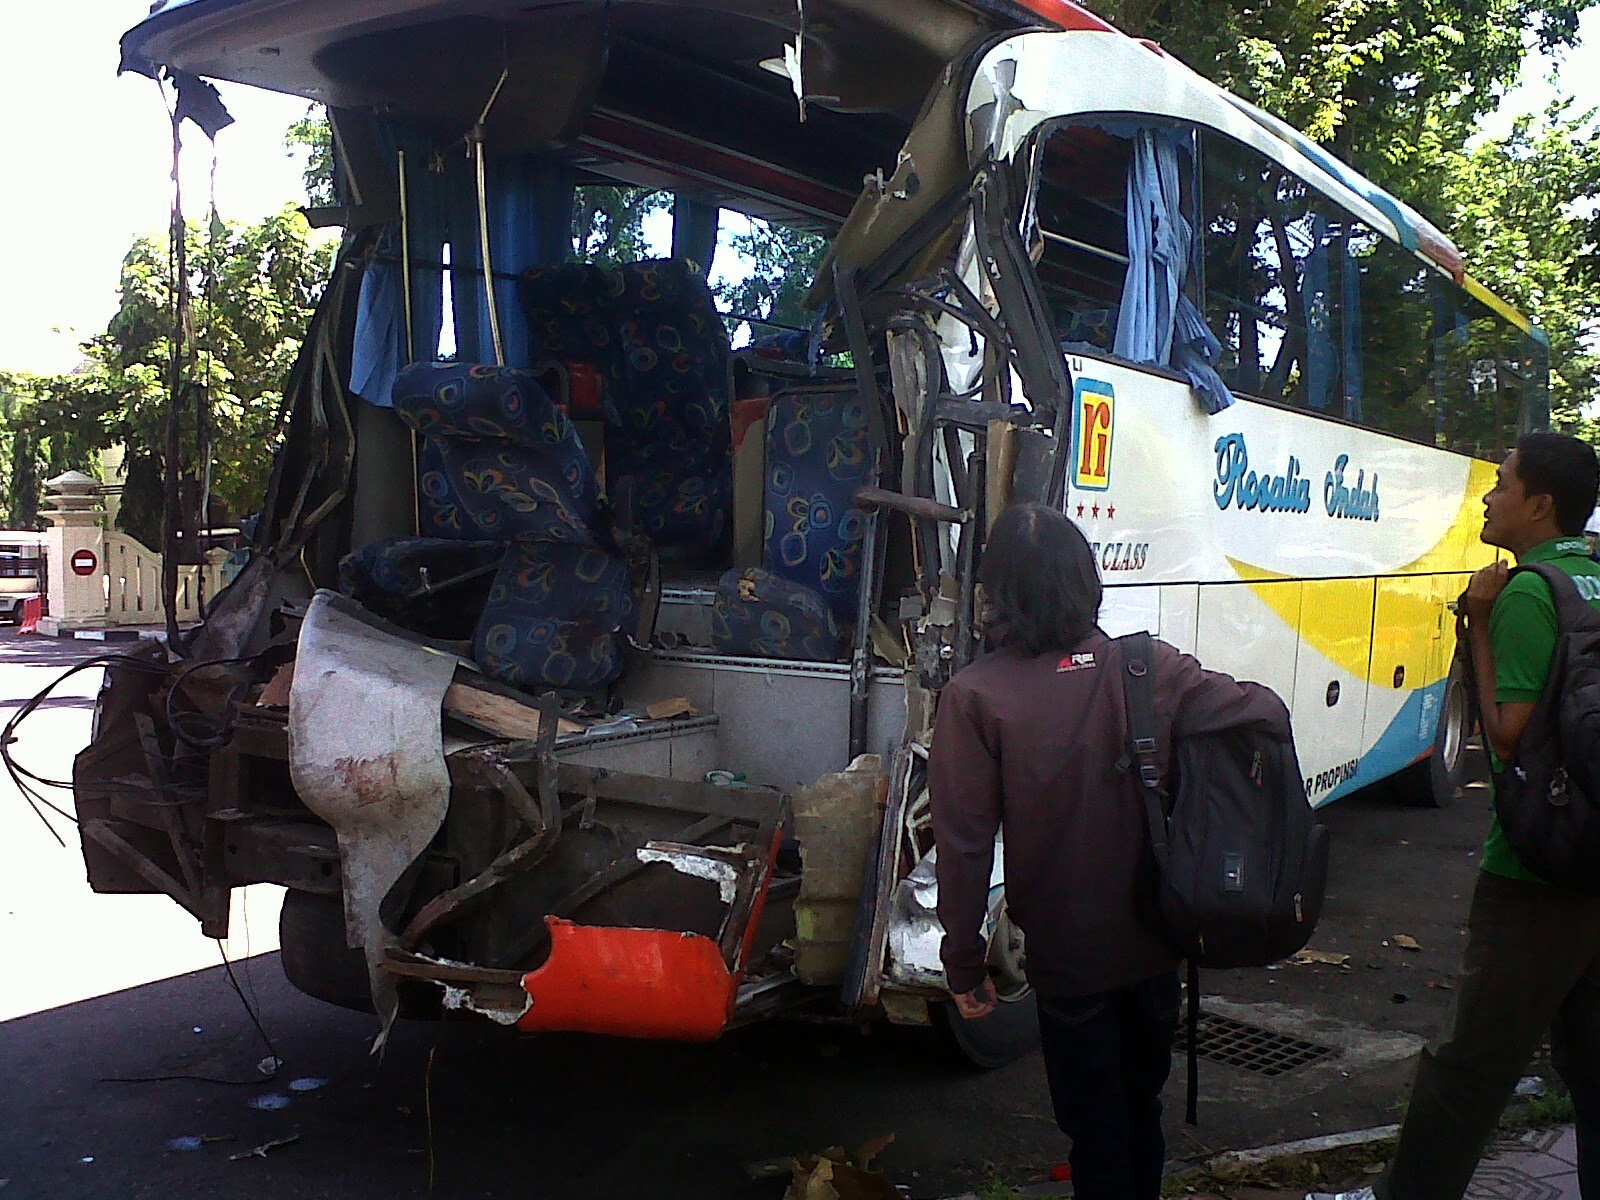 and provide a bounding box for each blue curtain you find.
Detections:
[350,122,576,404]
[447,153,576,367]
[1304,213,1335,412]
[350,125,447,409]
[1113,129,1236,414]
[1341,229,1364,423]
